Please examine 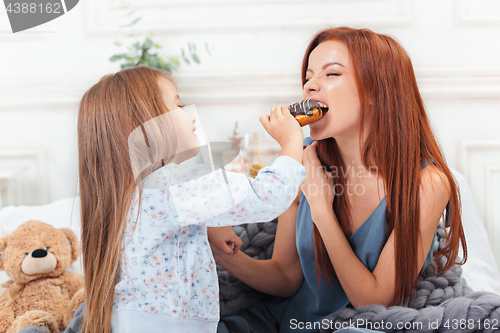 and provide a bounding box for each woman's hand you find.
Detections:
[207,226,242,256]
[300,141,336,218]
